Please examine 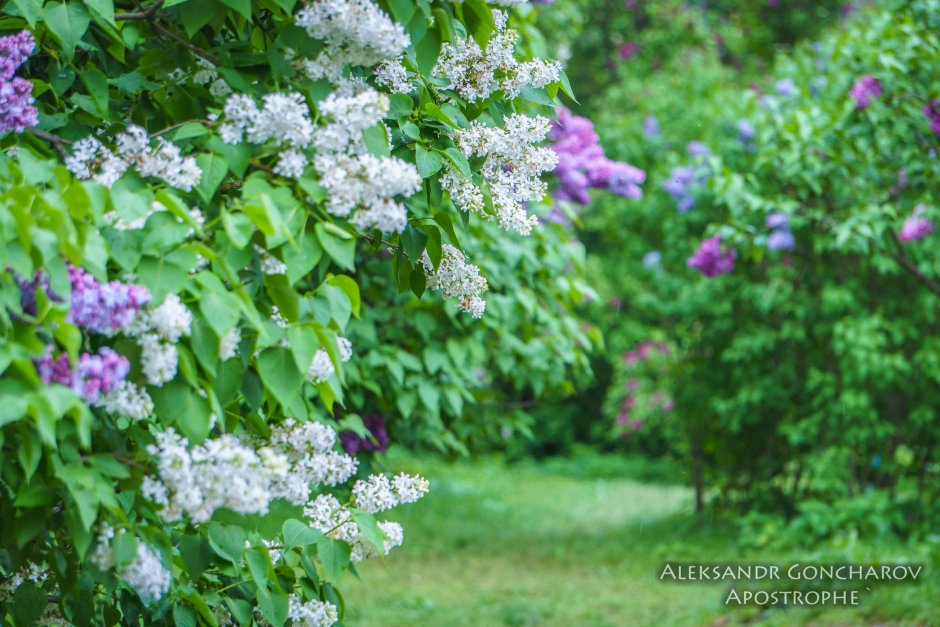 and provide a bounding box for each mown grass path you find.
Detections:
[343,457,938,626]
